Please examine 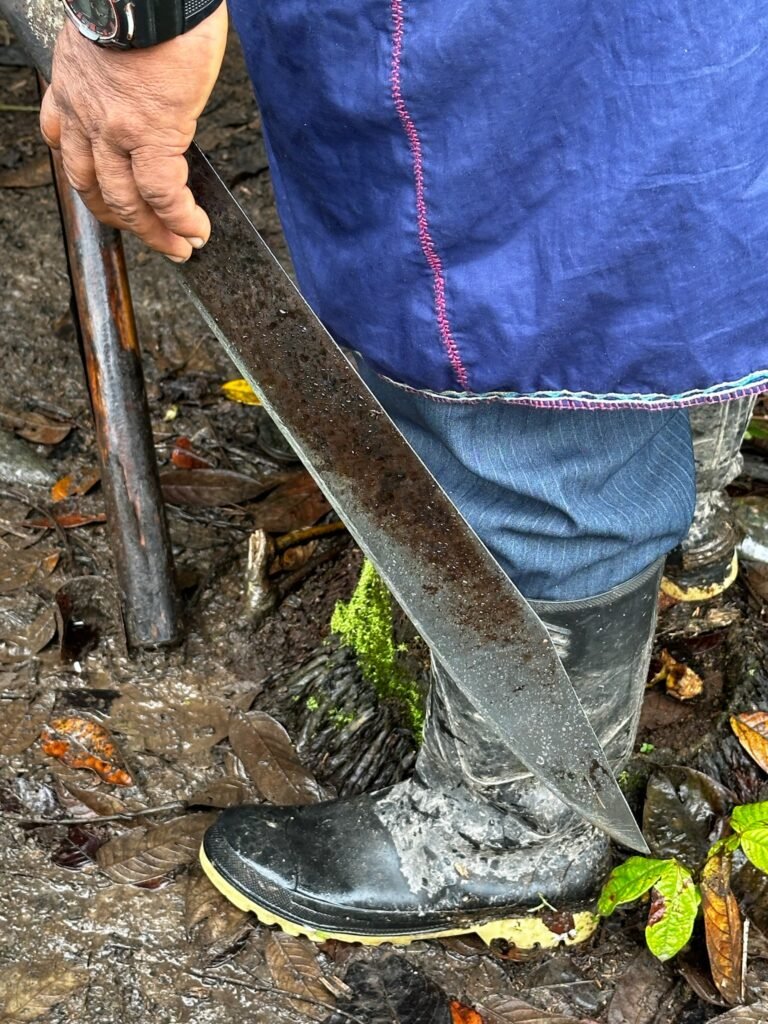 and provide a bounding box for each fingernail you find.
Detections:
[187,237,206,249]
[166,255,187,264]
